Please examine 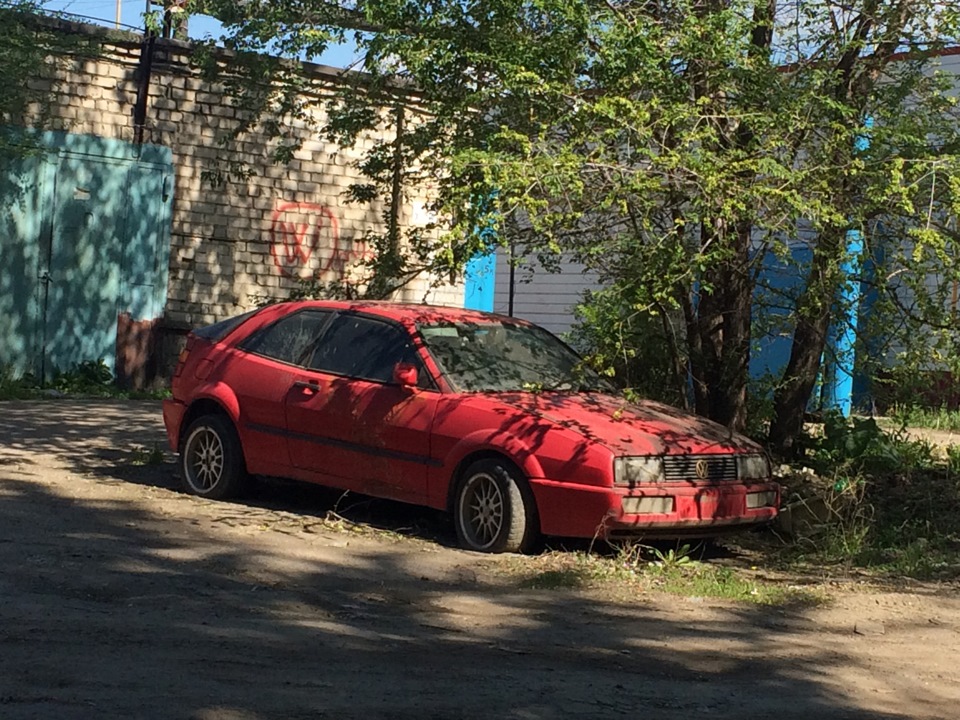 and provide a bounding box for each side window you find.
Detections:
[240,310,332,365]
[308,314,423,384]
